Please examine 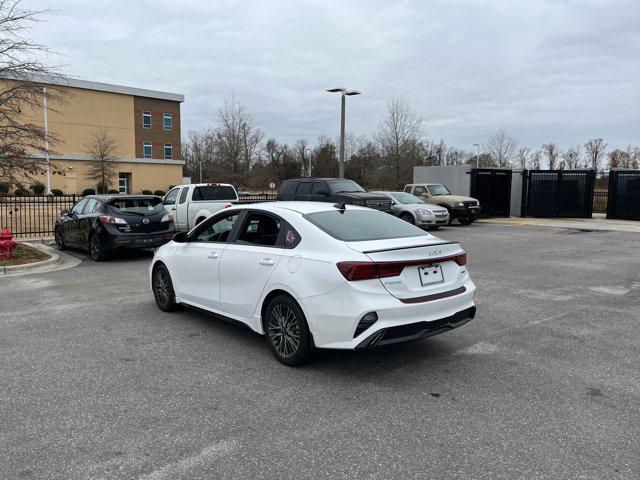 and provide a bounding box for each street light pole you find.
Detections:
[327,88,361,178]
[43,87,52,195]
[473,143,480,168]
[305,148,312,177]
